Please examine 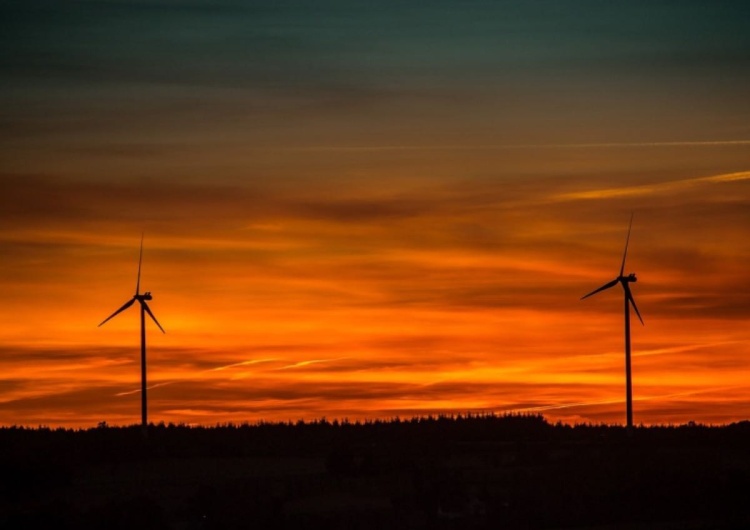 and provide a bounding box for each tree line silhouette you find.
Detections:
[1,413,749,529]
